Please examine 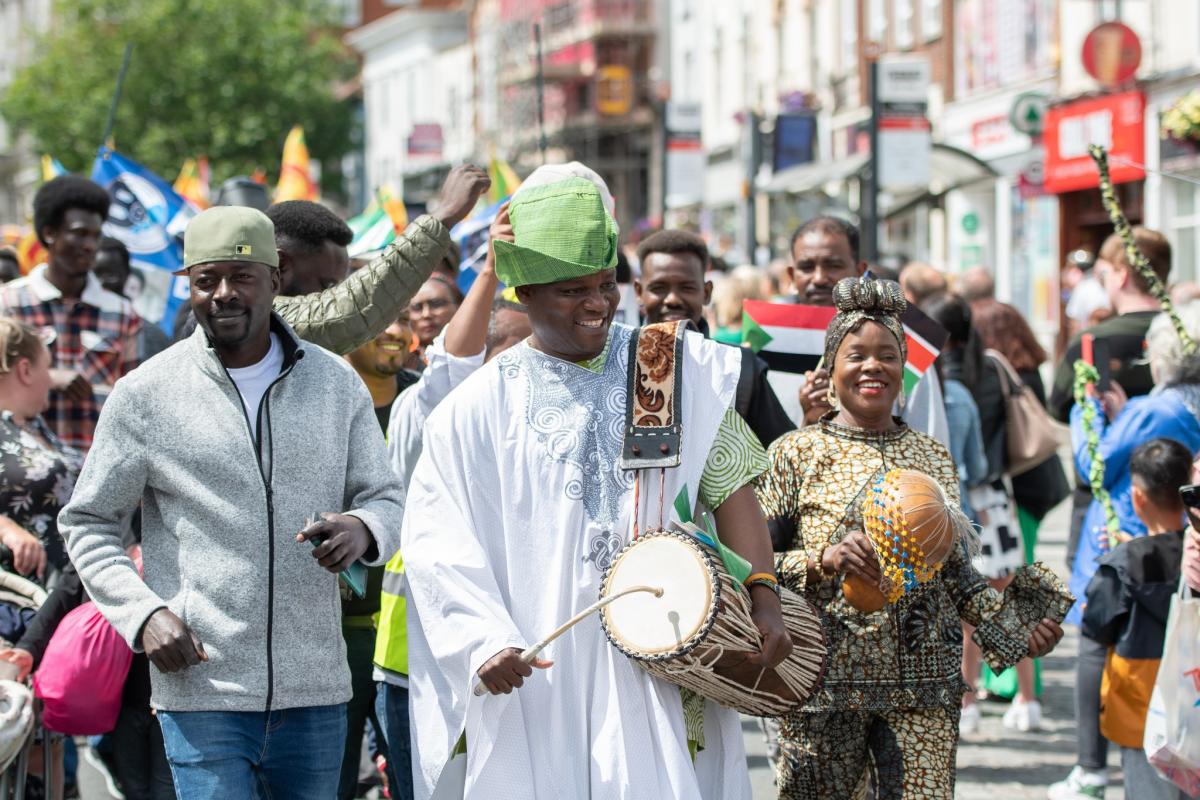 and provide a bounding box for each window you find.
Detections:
[867,0,887,46]
[921,0,940,41]
[894,0,914,49]
[922,0,942,40]
[1170,180,1200,283]
[840,0,858,73]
